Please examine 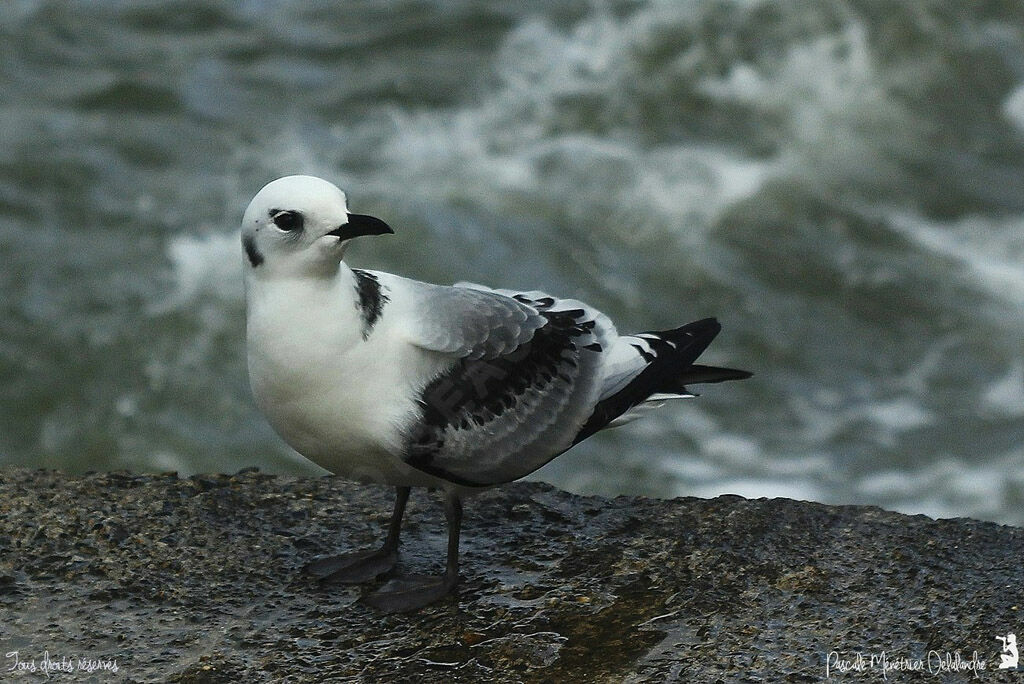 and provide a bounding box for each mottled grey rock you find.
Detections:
[0,468,1021,682]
